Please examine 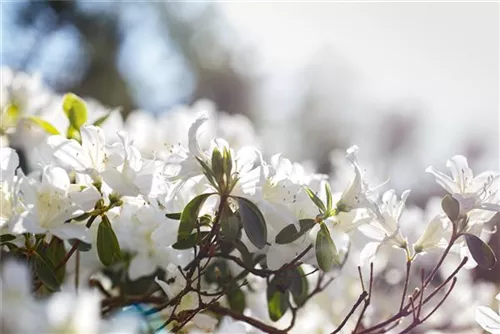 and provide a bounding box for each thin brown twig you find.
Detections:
[399,261,411,311]
[353,263,374,332]
[332,291,368,334]
[416,269,425,319]
[209,303,286,334]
